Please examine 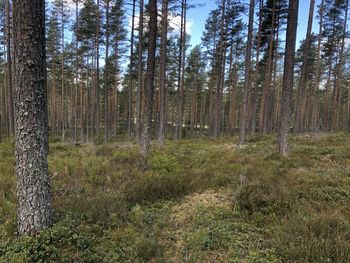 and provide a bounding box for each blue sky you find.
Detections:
[187,0,324,48]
